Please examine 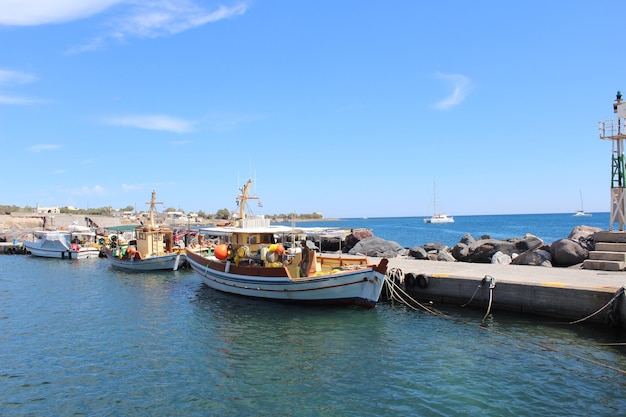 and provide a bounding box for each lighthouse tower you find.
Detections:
[599,91,626,230]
